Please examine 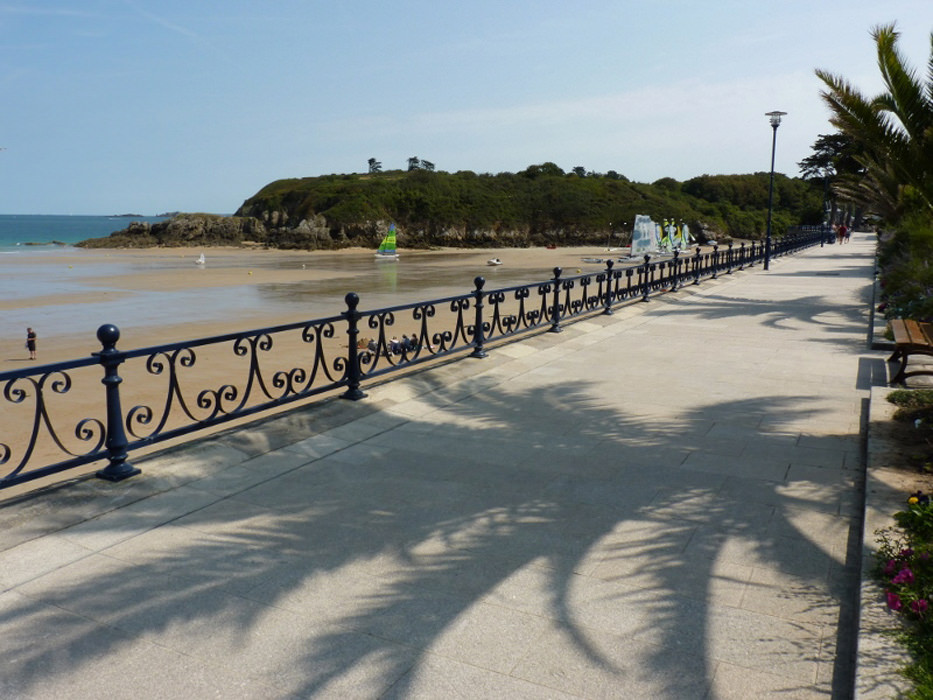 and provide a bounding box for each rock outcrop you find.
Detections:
[77,214,268,248]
